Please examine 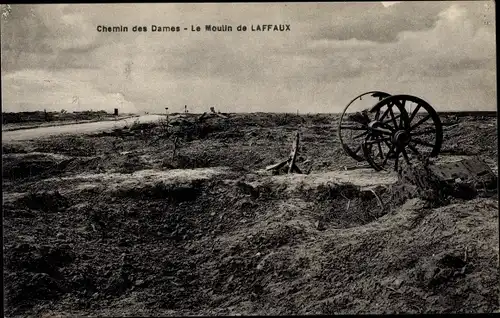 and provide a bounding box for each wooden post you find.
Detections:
[172,136,179,159]
[266,130,303,174]
[288,131,299,174]
[165,107,169,133]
